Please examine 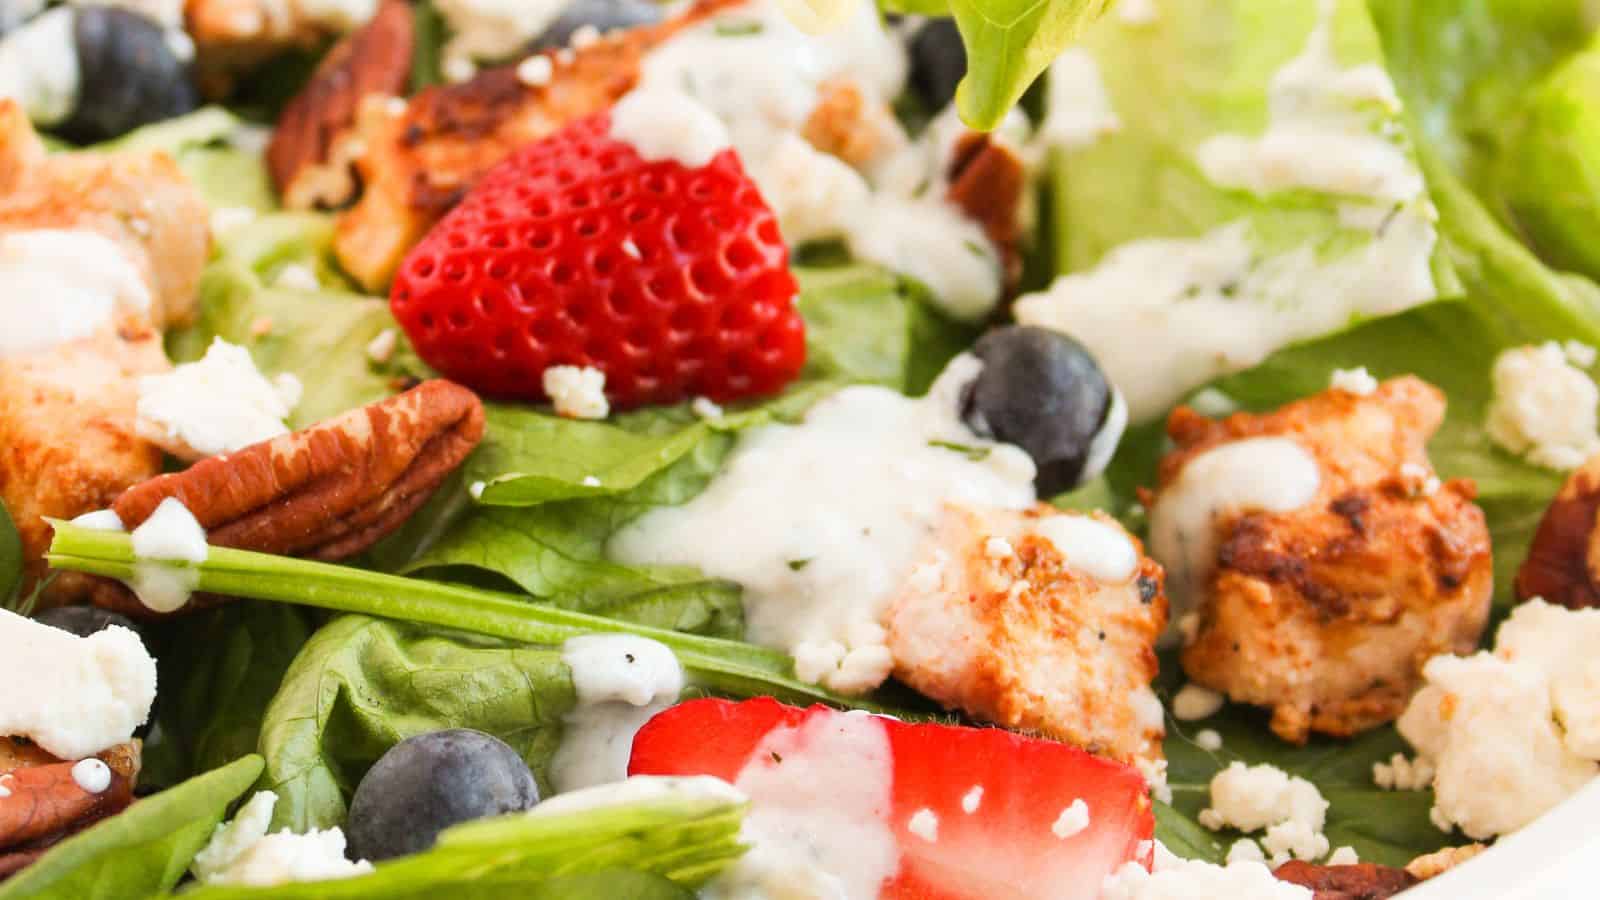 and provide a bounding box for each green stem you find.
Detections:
[47,521,888,712]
